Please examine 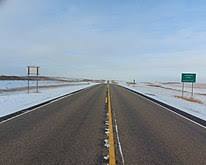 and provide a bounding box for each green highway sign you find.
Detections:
[181,73,196,83]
